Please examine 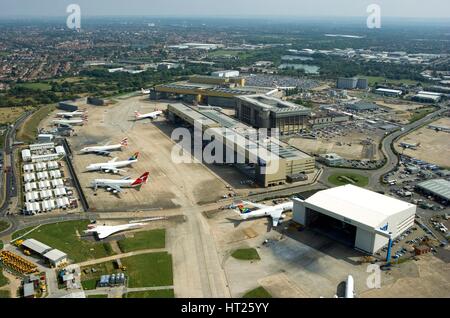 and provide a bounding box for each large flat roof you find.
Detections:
[305,184,415,229]
[417,179,450,201]
[237,94,310,114]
